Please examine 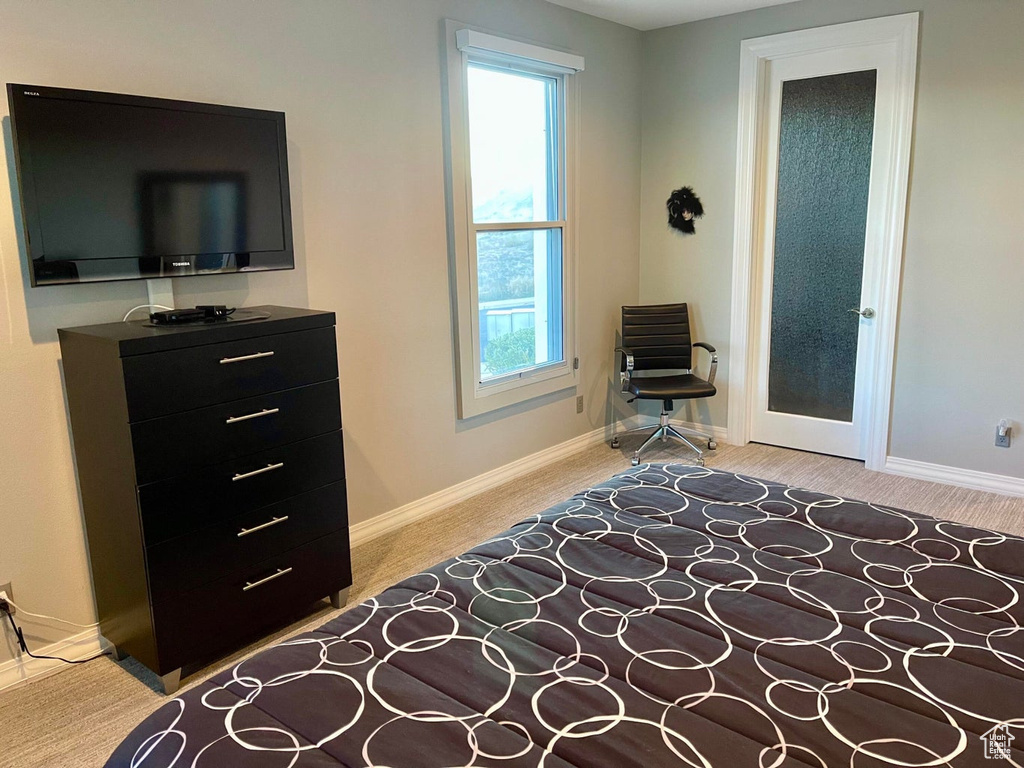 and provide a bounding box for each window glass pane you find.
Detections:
[467,64,557,224]
[768,70,876,421]
[477,228,563,381]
